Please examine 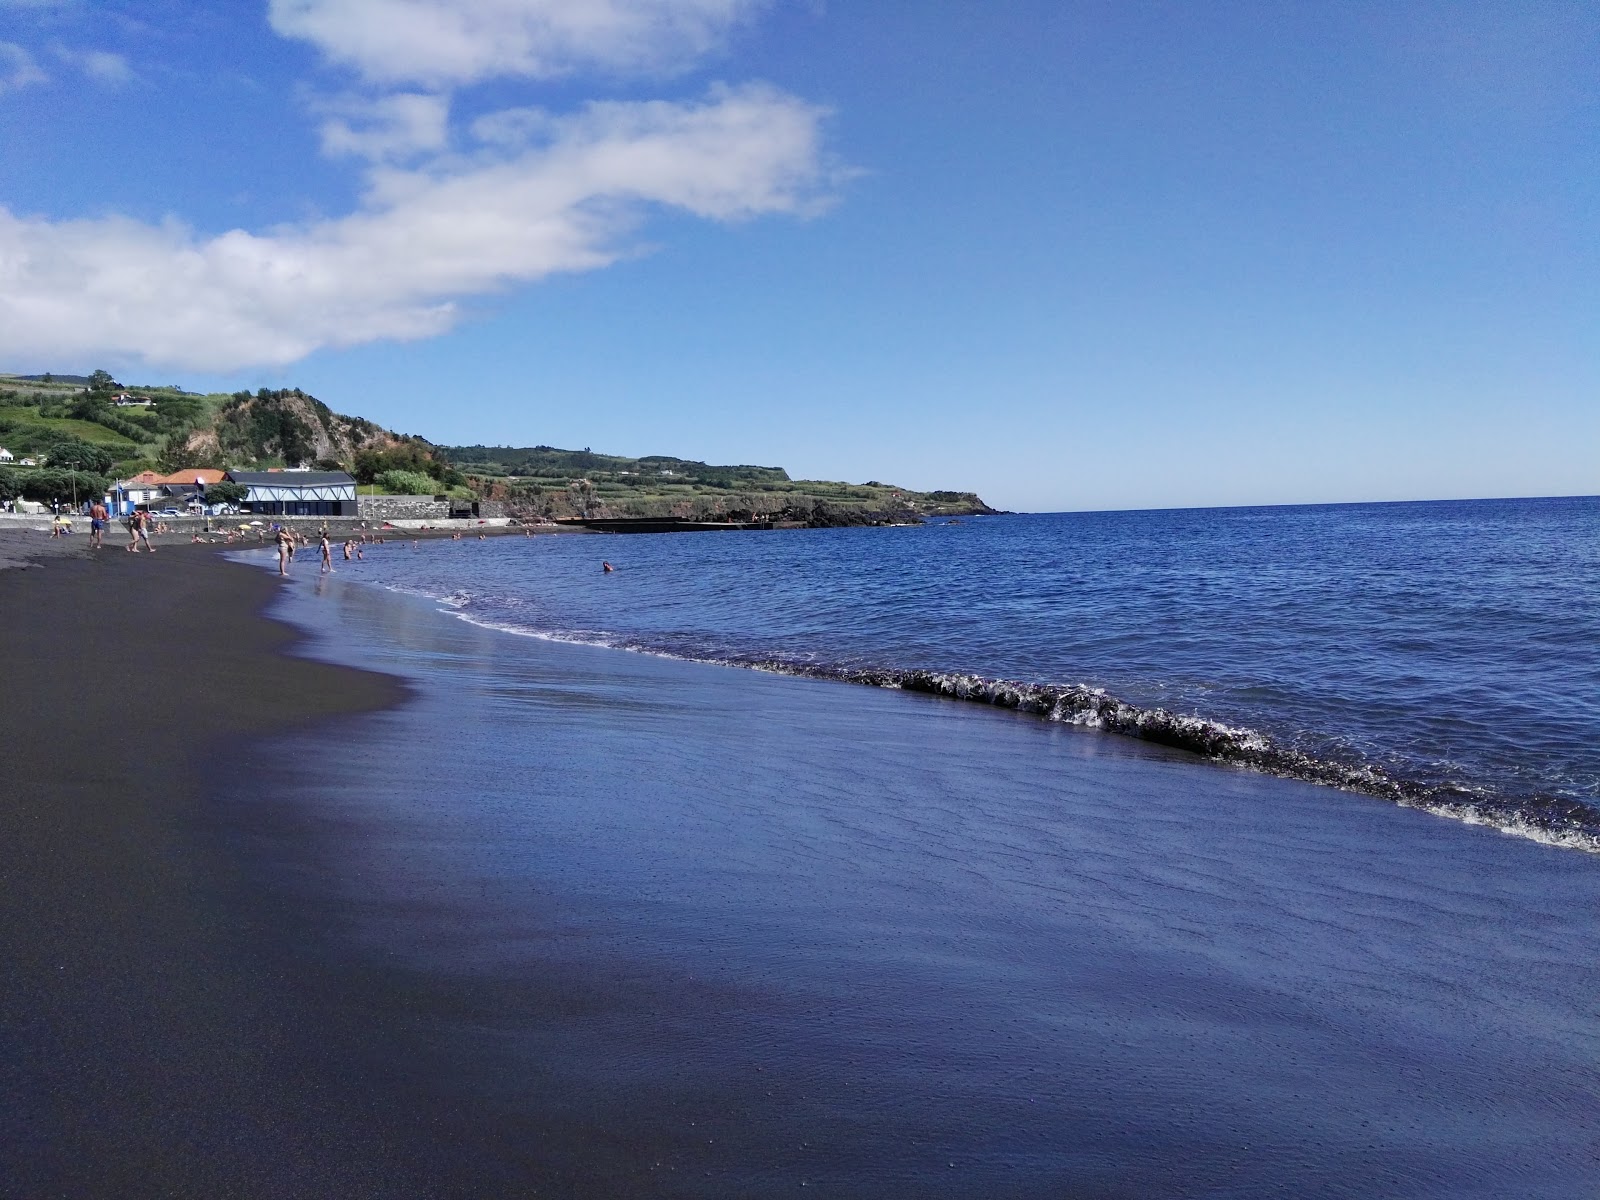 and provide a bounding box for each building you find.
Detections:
[154,469,229,511]
[0,447,12,463]
[227,470,357,517]
[156,469,228,488]
[111,471,166,515]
